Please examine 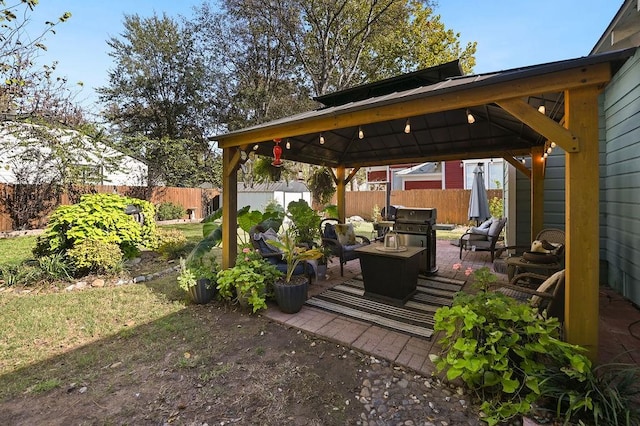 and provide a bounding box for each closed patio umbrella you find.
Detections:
[468,163,491,225]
